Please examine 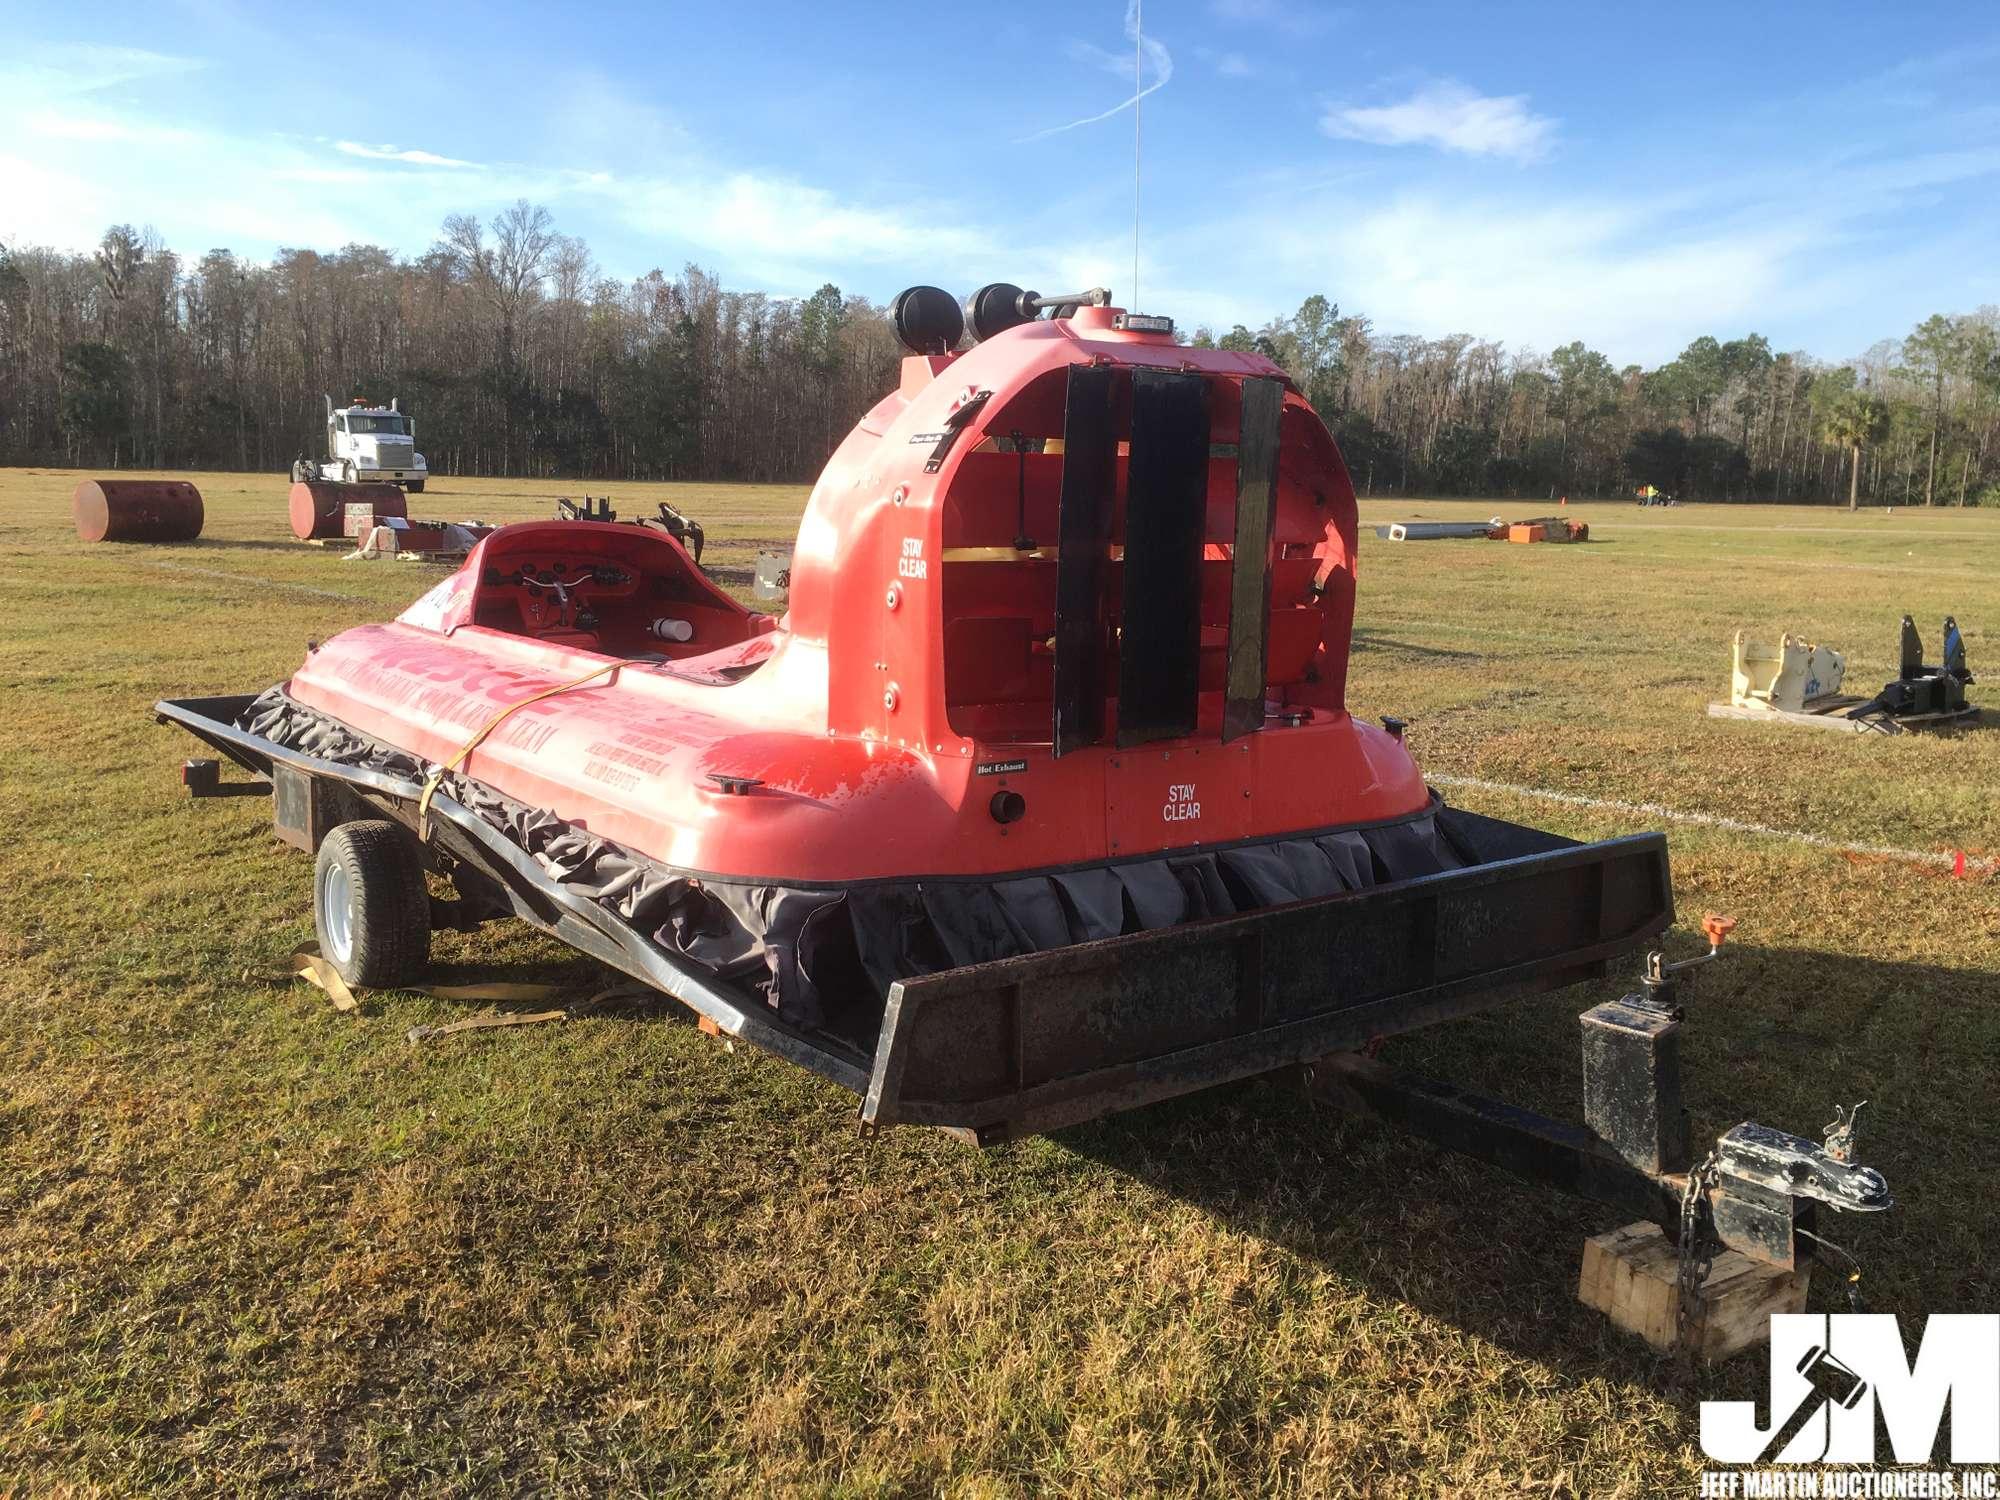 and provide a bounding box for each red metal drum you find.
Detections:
[72,479,205,543]
[289,481,408,540]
